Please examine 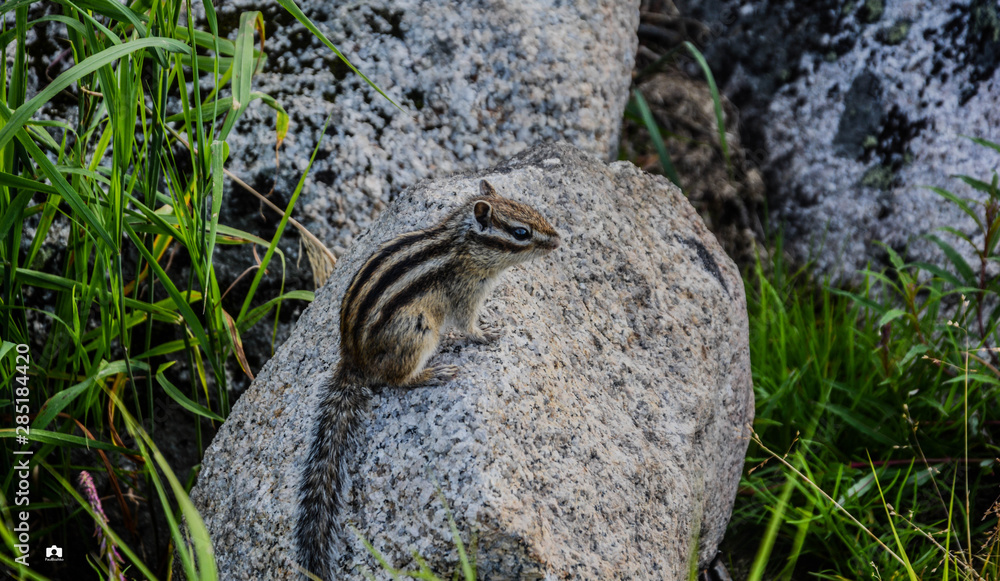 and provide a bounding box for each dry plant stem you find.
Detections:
[984,494,1000,556]
[849,457,991,469]
[221,168,335,265]
[922,354,959,379]
[750,430,910,569]
[967,351,1000,379]
[160,121,337,273]
[890,507,981,580]
[964,350,974,569]
[908,412,969,561]
[46,47,75,80]
[919,347,1000,381]
[80,85,104,98]
[221,263,262,301]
